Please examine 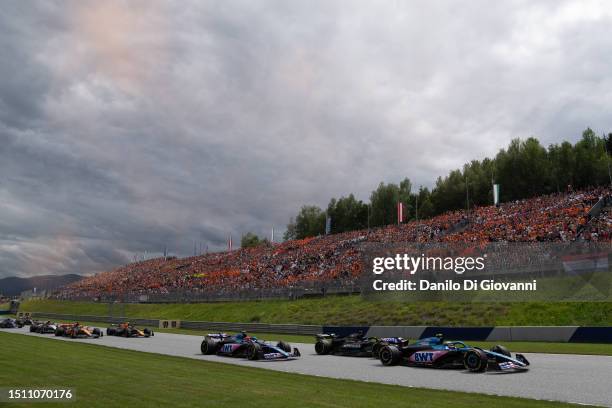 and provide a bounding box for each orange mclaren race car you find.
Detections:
[106,322,154,338]
[54,322,103,338]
